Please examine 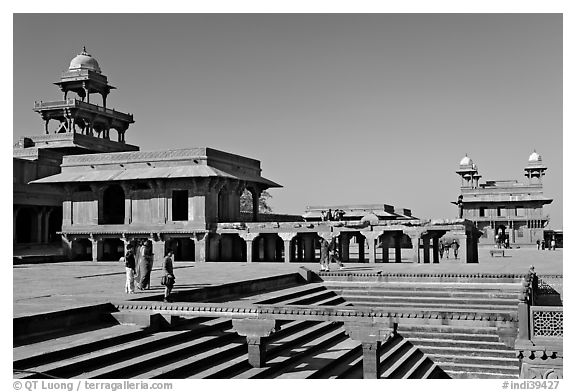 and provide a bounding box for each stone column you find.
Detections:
[362,232,380,264]
[232,319,278,368]
[152,234,165,264]
[251,188,262,222]
[63,185,74,227]
[344,322,397,379]
[239,233,259,263]
[303,234,315,262]
[192,233,208,262]
[406,232,421,263]
[340,232,350,262]
[394,233,402,263]
[432,236,440,264]
[279,233,296,263]
[358,234,365,262]
[121,184,133,225]
[89,236,101,262]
